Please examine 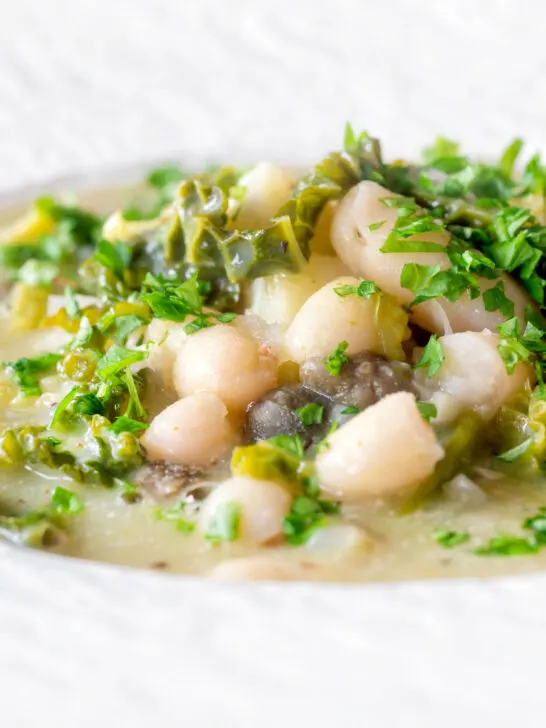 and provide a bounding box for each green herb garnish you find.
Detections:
[294,403,324,426]
[205,501,242,544]
[413,335,444,378]
[325,341,350,376]
[433,529,470,548]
